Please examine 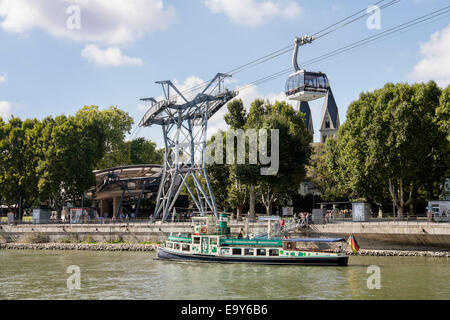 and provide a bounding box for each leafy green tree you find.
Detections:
[76,106,134,169]
[224,99,247,130]
[306,142,346,202]
[206,131,231,211]
[256,102,312,215]
[128,137,163,165]
[0,117,41,218]
[37,113,106,213]
[333,81,449,218]
[227,169,248,220]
